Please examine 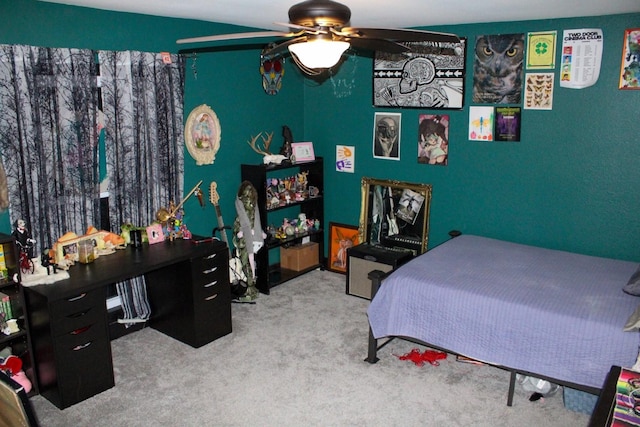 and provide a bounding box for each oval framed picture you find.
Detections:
[184,104,221,165]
